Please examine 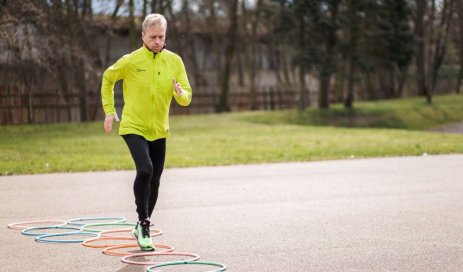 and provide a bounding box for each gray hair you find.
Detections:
[142,14,167,33]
